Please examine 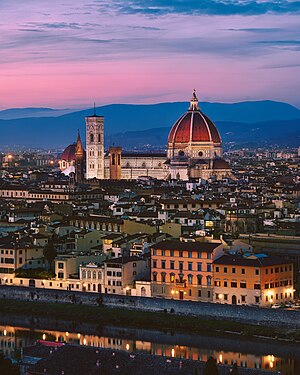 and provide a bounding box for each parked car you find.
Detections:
[271,303,281,309]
